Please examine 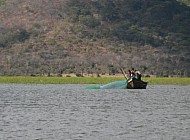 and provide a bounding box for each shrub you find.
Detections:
[76,73,83,77]
[79,15,100,28]
[0,28,29,48]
